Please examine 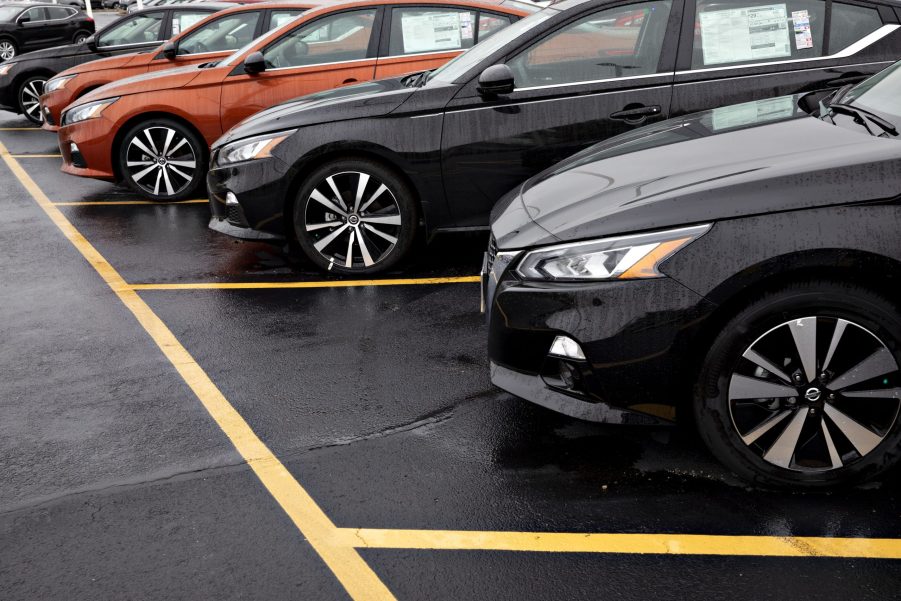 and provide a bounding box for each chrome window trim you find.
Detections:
[249,56,376,73]
[674,59,894,85]
[677,24,899,76]
[20,6,80,23]
[514,71,672,92]
[446,83,673,114]
[378,49,465,60]
[98,40,162,50]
